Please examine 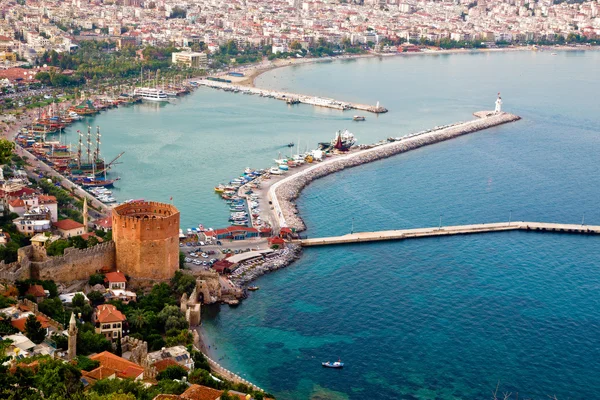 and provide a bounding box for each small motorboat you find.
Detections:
[353,115,366,121]
[286,142,295,147]
[322,360,344,369]
[248,286,259,291]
